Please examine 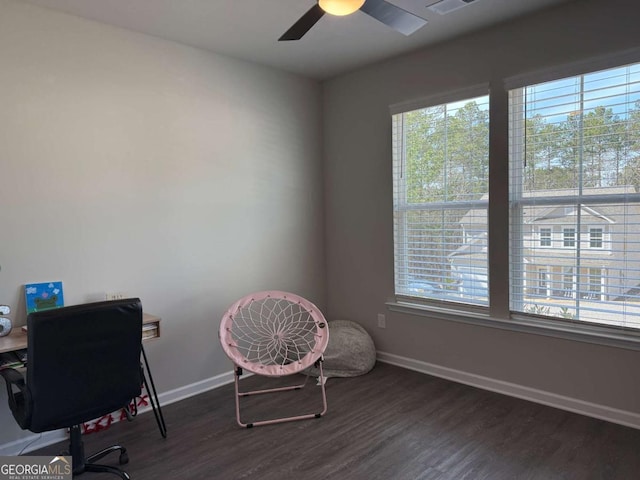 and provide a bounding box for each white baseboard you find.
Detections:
[0,431,68,457]
[0,369,237,456]
[151,369,236,409]
[377,351,640,430]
